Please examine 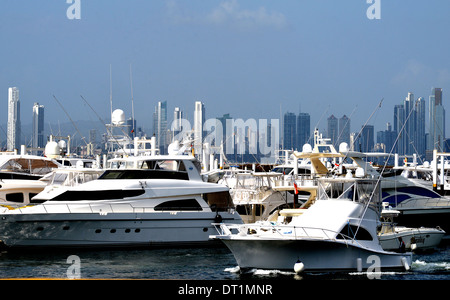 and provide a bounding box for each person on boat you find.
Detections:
[398,237,406,253]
